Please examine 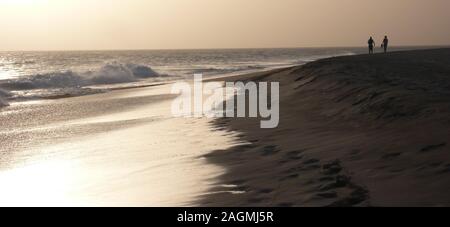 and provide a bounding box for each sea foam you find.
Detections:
[4,63,160,90]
